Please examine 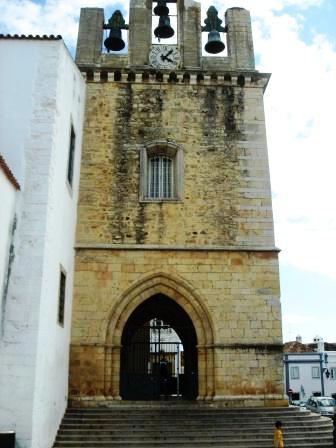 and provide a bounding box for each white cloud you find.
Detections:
[282,313,315,342]
[282,312,336,343]
[0,0,127,45]
[0,0,324,43]
[254,8,336,279]
[284,313,315,324]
